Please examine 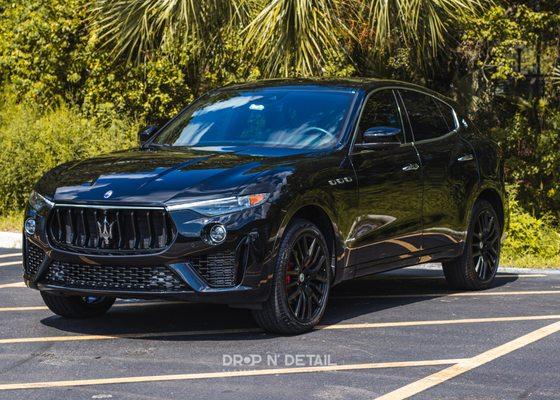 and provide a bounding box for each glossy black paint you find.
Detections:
[23,78,508,307]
